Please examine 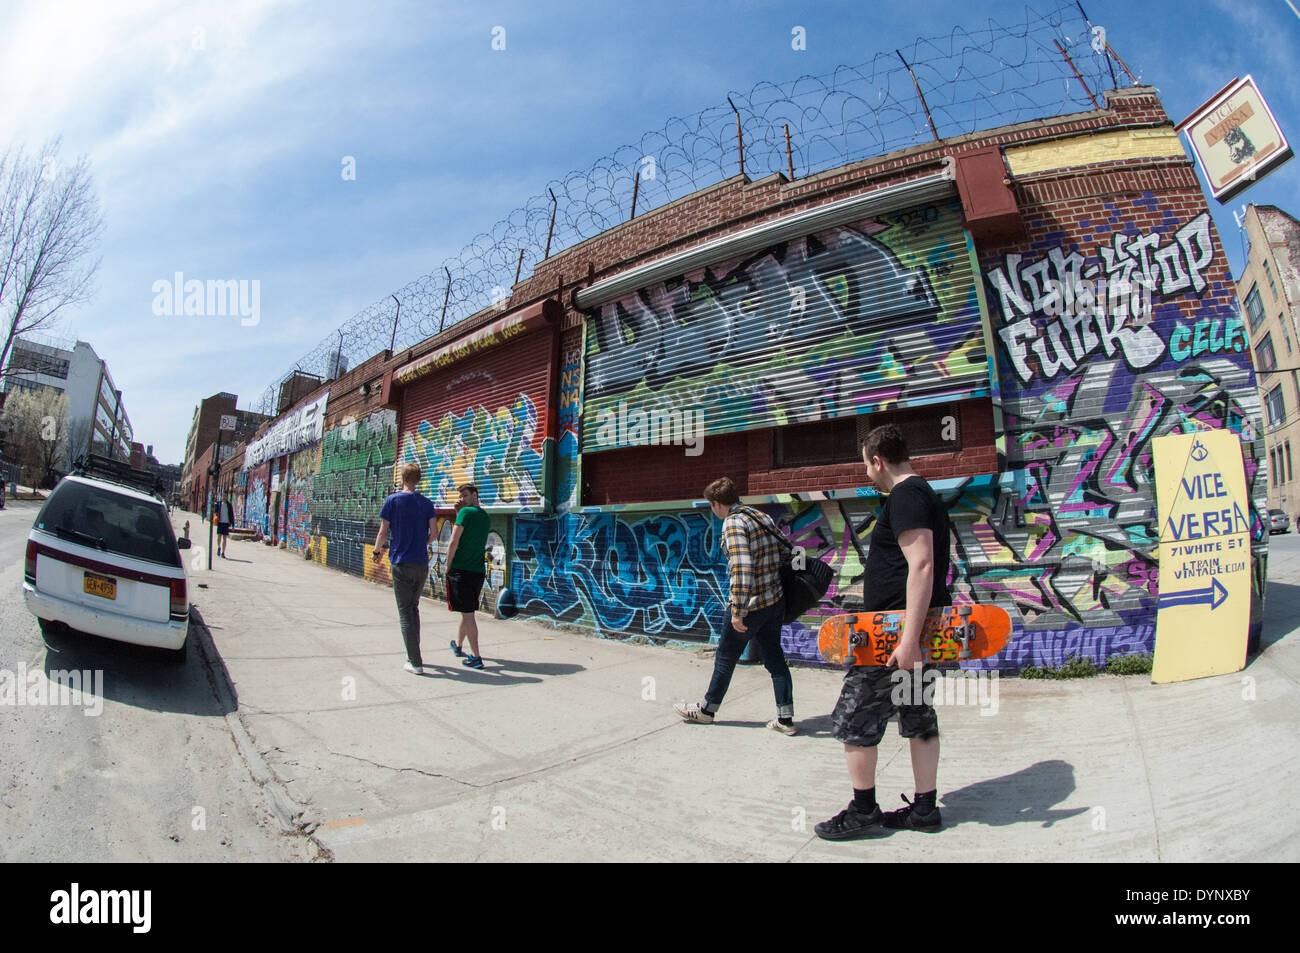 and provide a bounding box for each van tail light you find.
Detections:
[170,578,188,621]
[25,540,38,585]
